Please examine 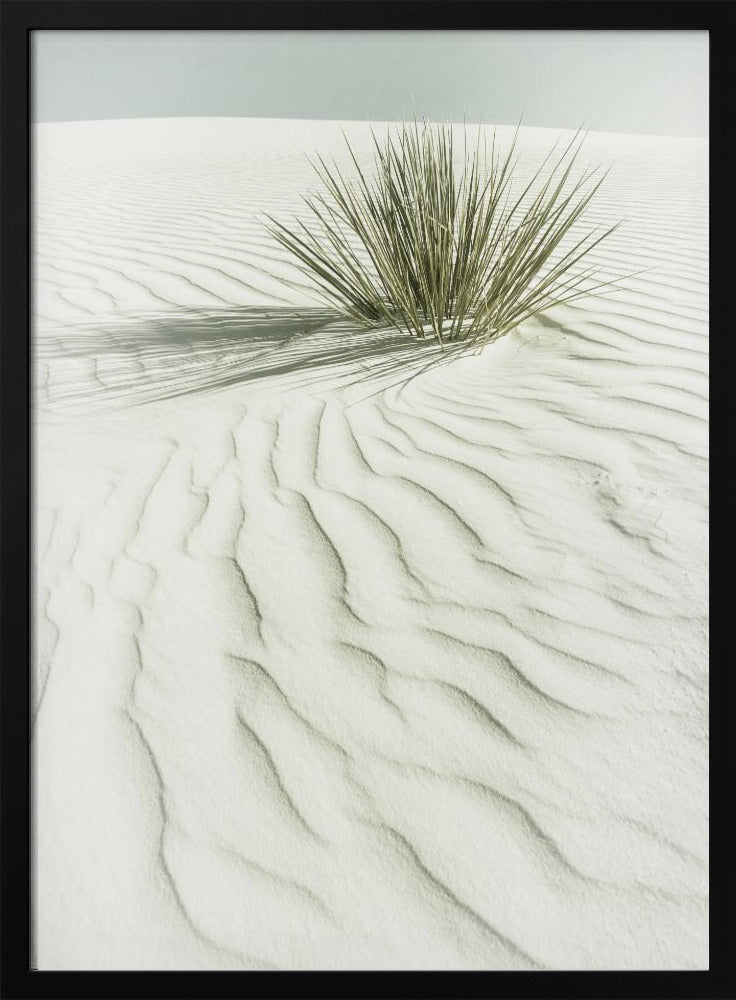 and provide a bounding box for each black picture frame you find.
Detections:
[1,3,732,998]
